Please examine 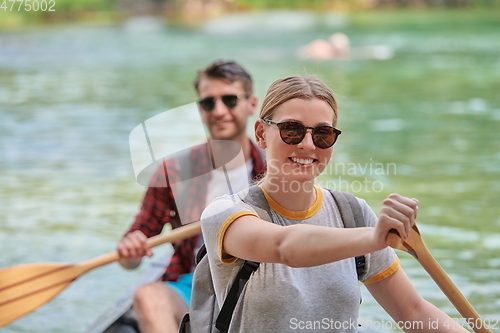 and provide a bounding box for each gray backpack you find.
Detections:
[179,188,367,333]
